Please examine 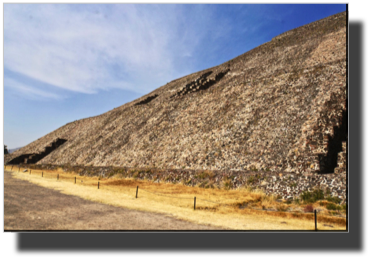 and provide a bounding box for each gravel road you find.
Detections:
[4,171,221,230]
